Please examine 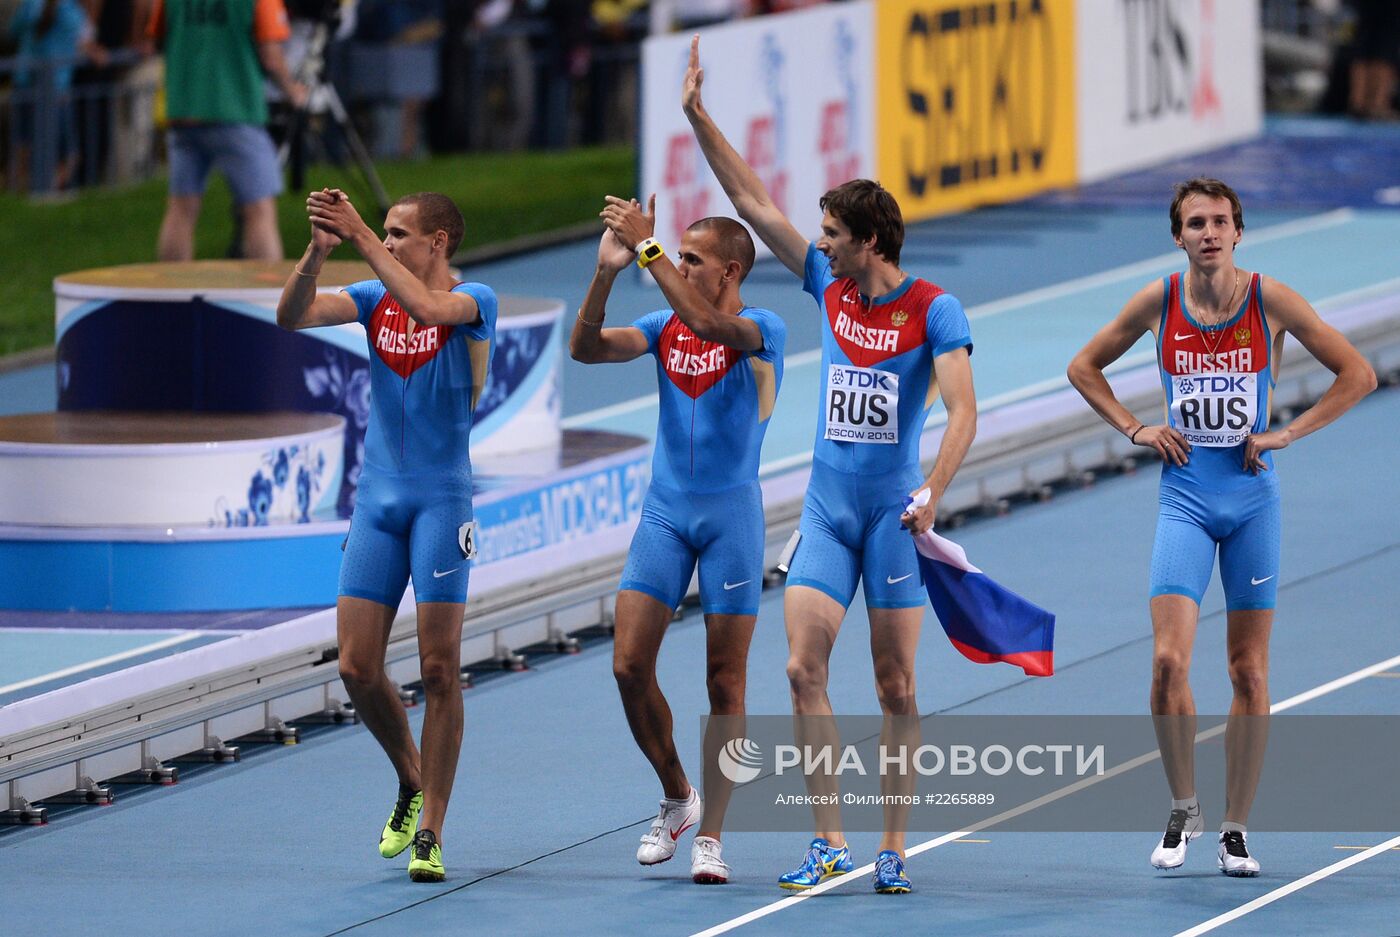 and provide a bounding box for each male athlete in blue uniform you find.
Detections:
[683,36,977,893]
[276,189,497,883]
[1069,178,1374,876]
[570,198,785,885]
